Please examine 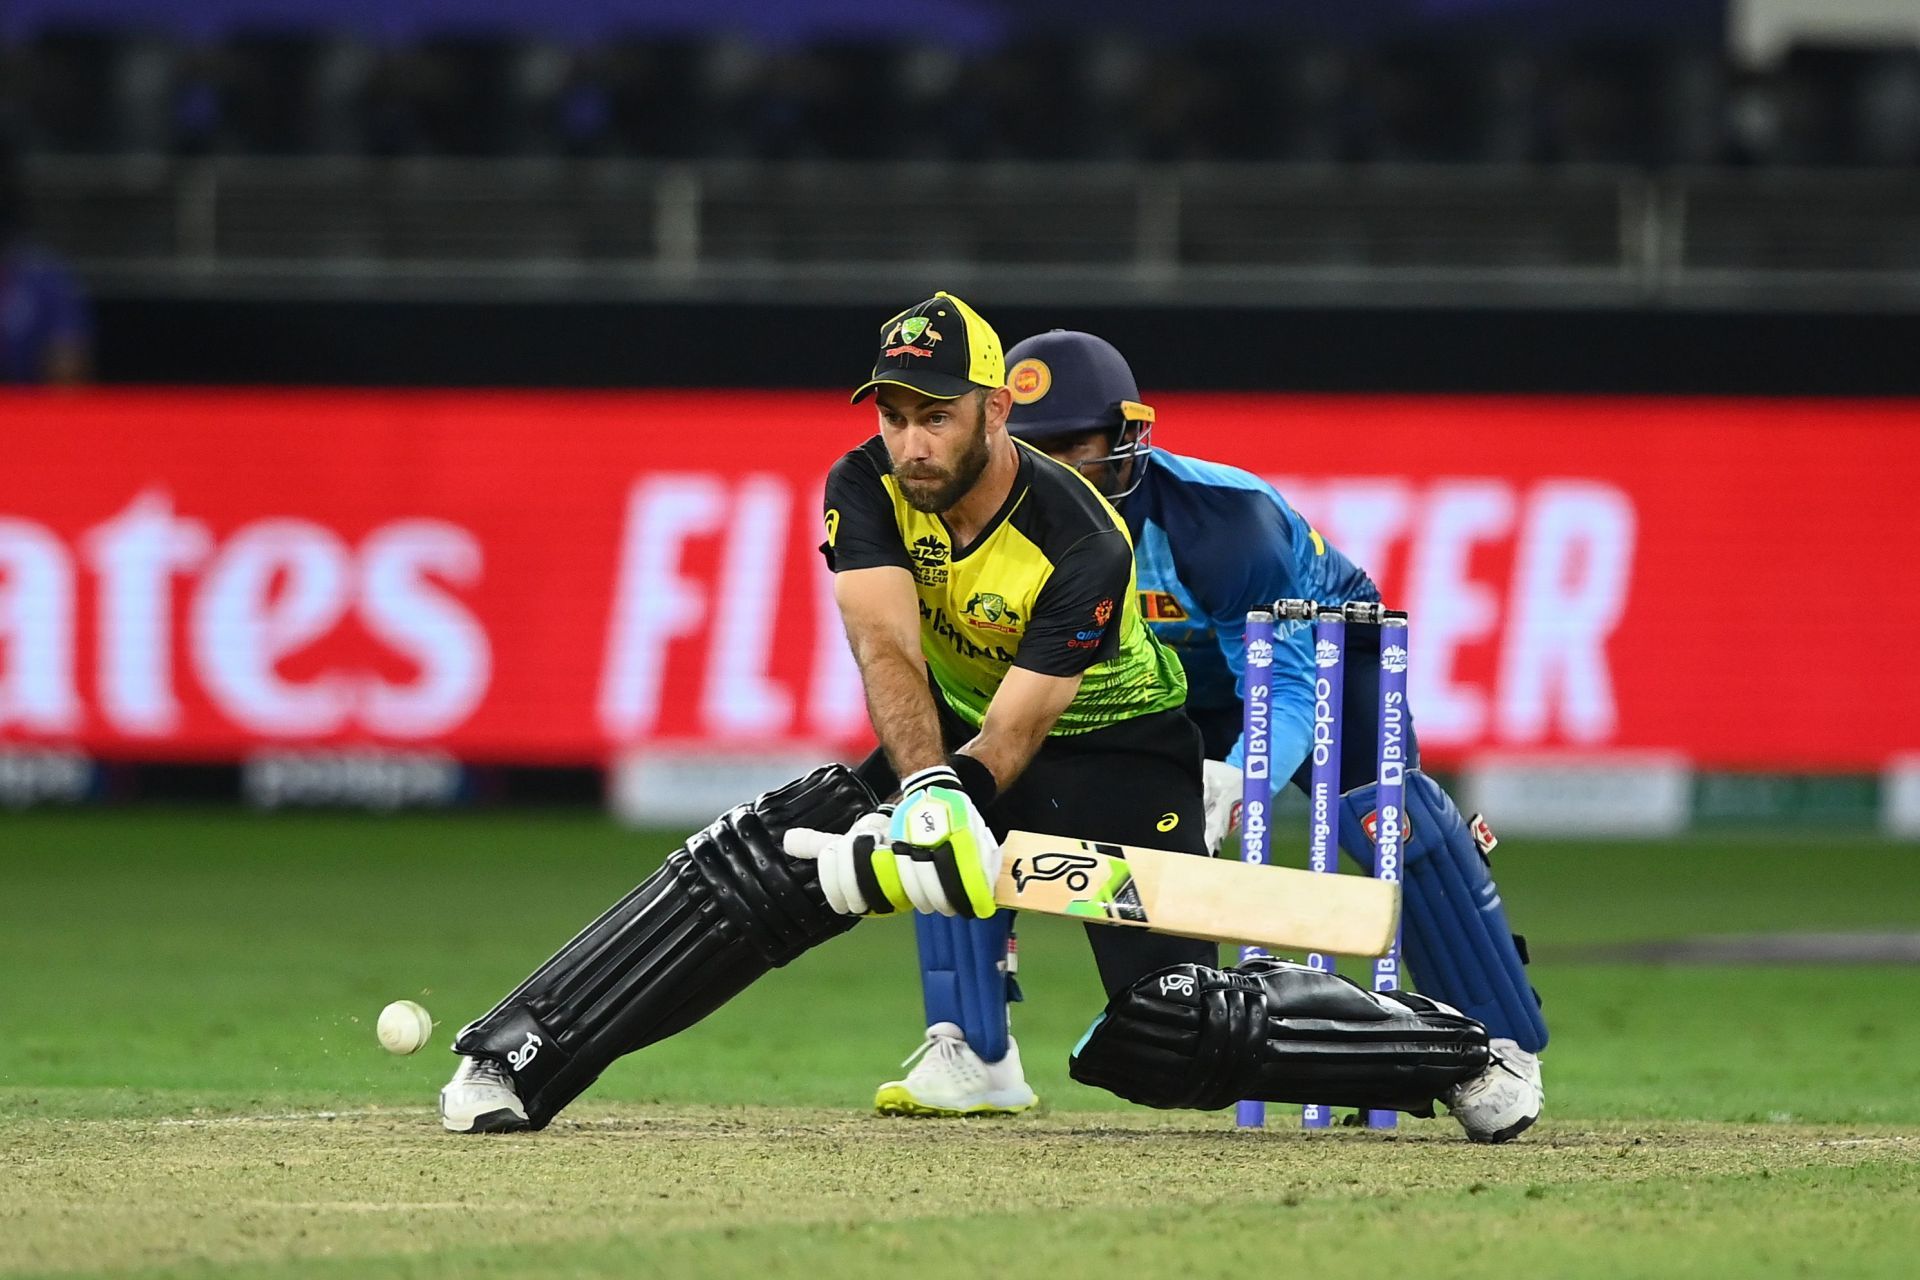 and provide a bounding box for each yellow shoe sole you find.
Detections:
[873,1084,1038,1118]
